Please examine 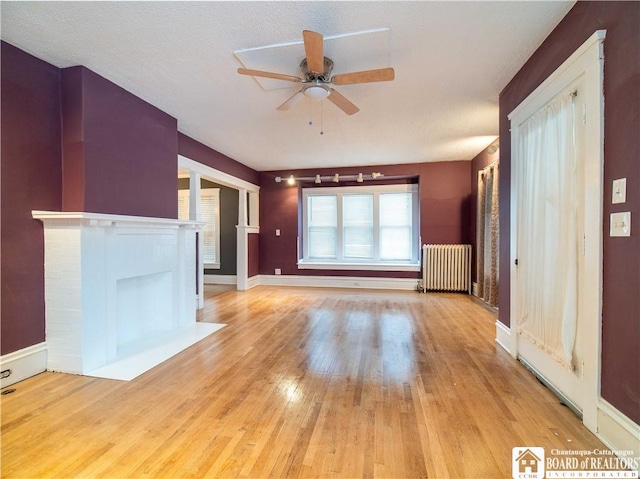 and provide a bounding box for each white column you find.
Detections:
[238,188,248,227]
[237,189,248,290]
[237,189,260,291]
[190,172,204,309]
